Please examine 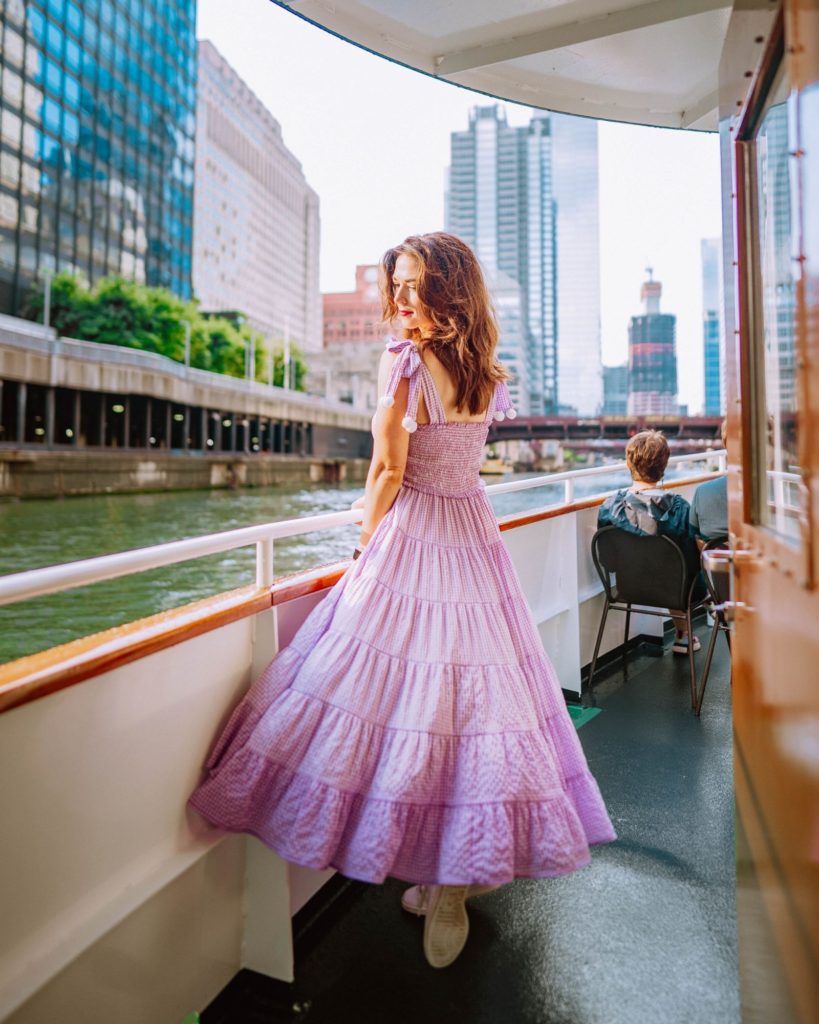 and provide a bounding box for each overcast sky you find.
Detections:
[197,0,723,414]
